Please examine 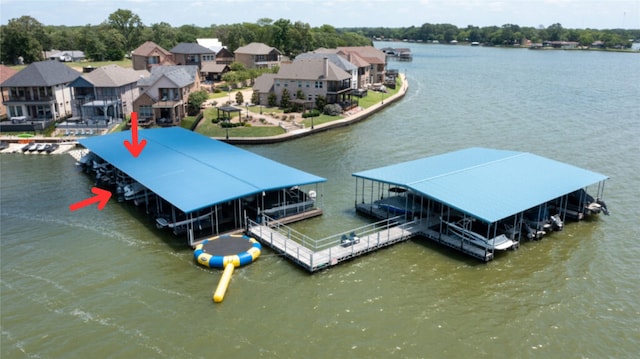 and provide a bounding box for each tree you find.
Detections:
[107,9,144,51]
[315,96,326,111]
[547,23,565,41]
[251,90,260,105]
[268,92,277,107]
[78,24,106,61]
[272,19,291,54]
[146,22,177,50]
[188,90,208,115]
[280,88,290,108]
[101,27,127,60]
[235,91,244,105]
[0,16,46,64]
